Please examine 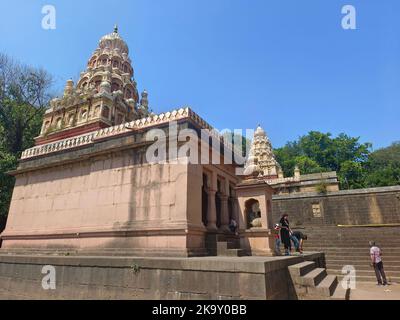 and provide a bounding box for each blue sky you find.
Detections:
[0,0,399,149]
